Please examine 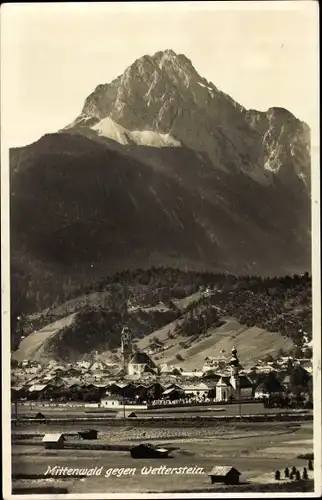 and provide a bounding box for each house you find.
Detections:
[256,372,287,398]
[130,443,171,459]
[101,394,124,407]
[78,429,98,440]
[76,360,91,370]
[163,382,184,391]
[282,374,292,389]
[162,387,185,400]
[145,382,164,399]
[68,383,83,393]
[45,376,67,388]
[100,394,147,410]
[52,368,67,377]
[208,466,241,485]
[160,363,172,374]
[28,384,49,395]
[182,382,211,399]
[88,361,111,373]
[63,367,81,377]
[146,341,164,355]
[301,361,313,375]
[254,383,270,400]
[92,382,110,391]
[34,412,46,423]
[202,371,221,383]
[181,370,204,378]
[42,433,65,449]
[106,381,137,398]
[116,410,137,419]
